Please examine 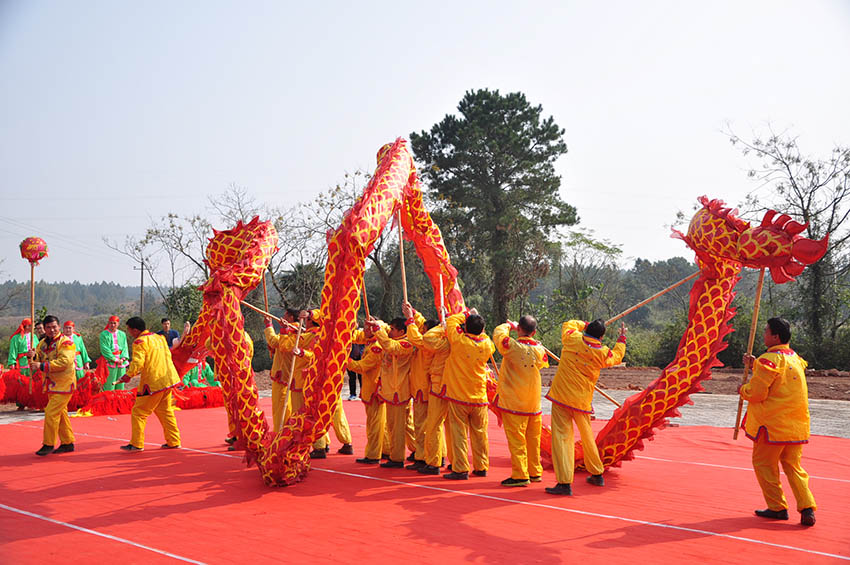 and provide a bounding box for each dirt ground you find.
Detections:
[590,366,850,401]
